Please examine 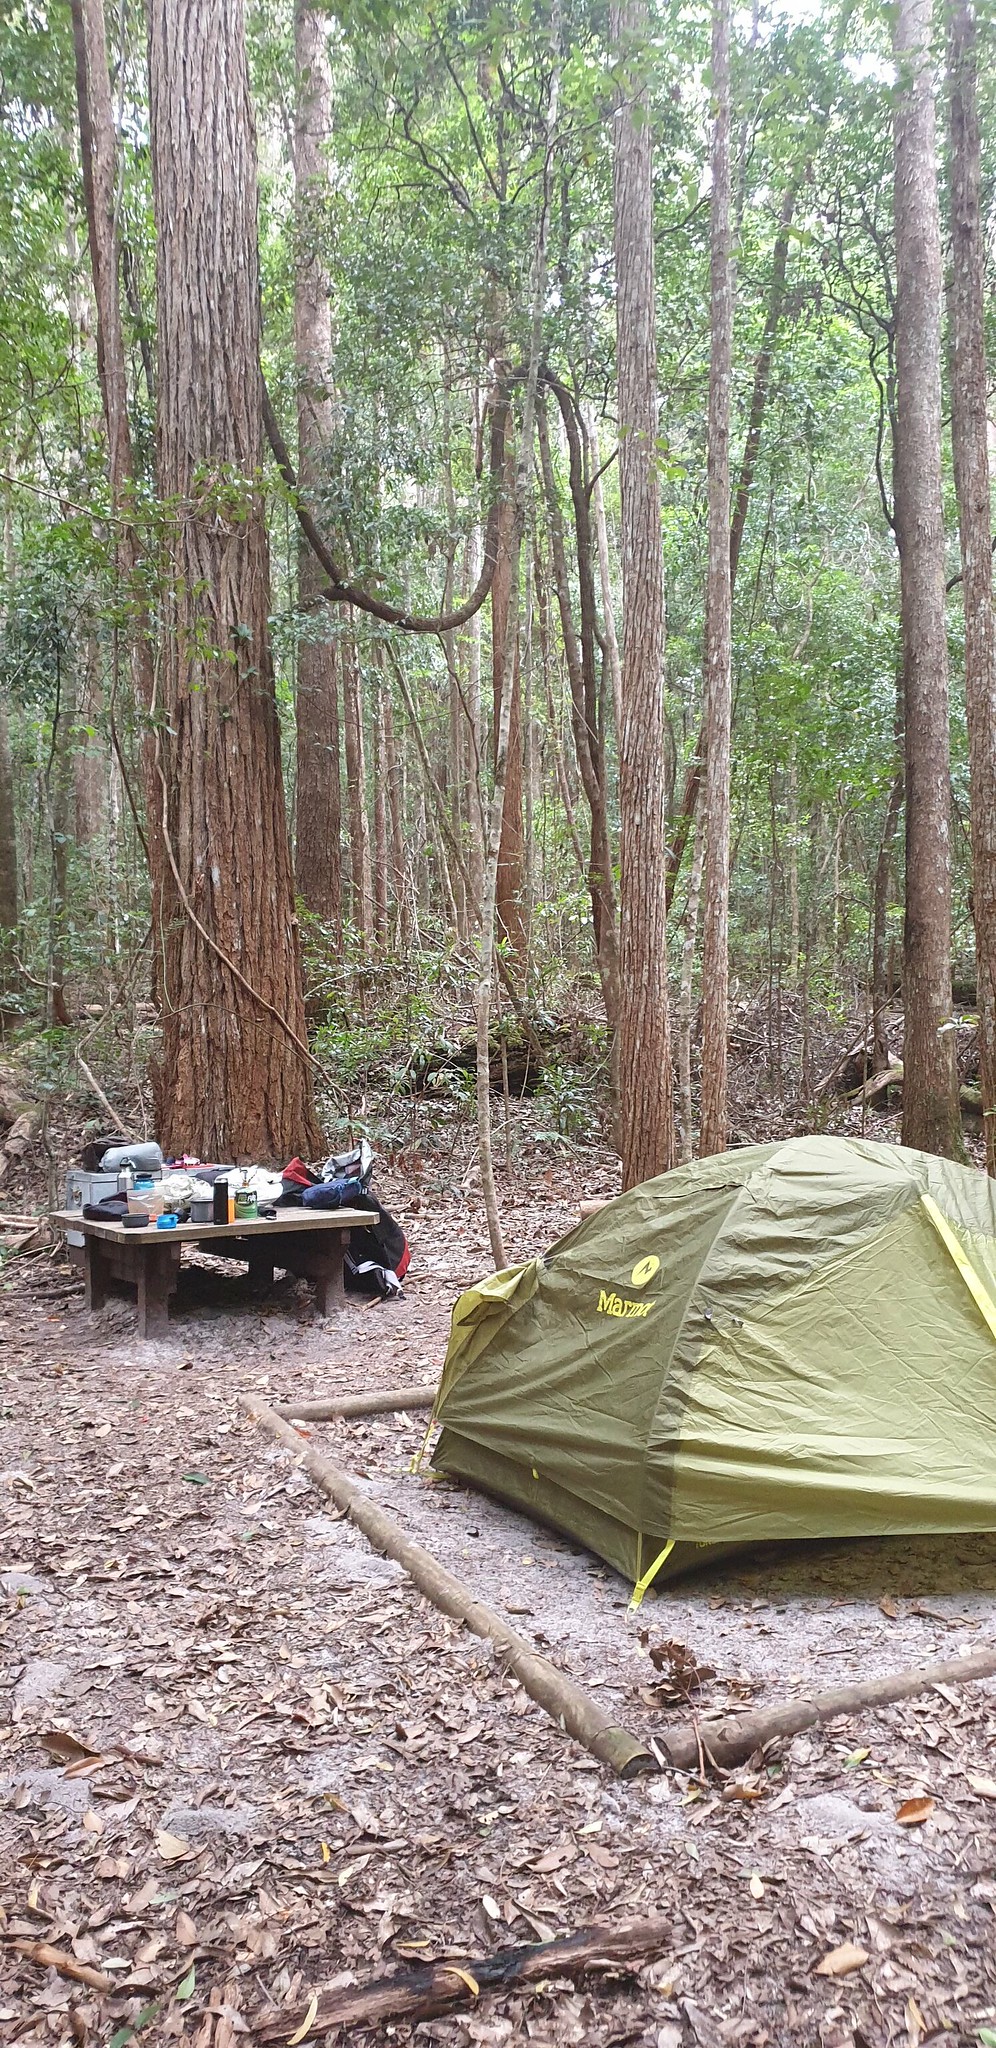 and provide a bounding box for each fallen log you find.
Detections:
[848,1062,903,1105]
[657,1644,996,1771]
[273,1385,436,1422]
[243,1397,657,1779]
[252,1911,673,2039]
[7,1937,113,1993]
